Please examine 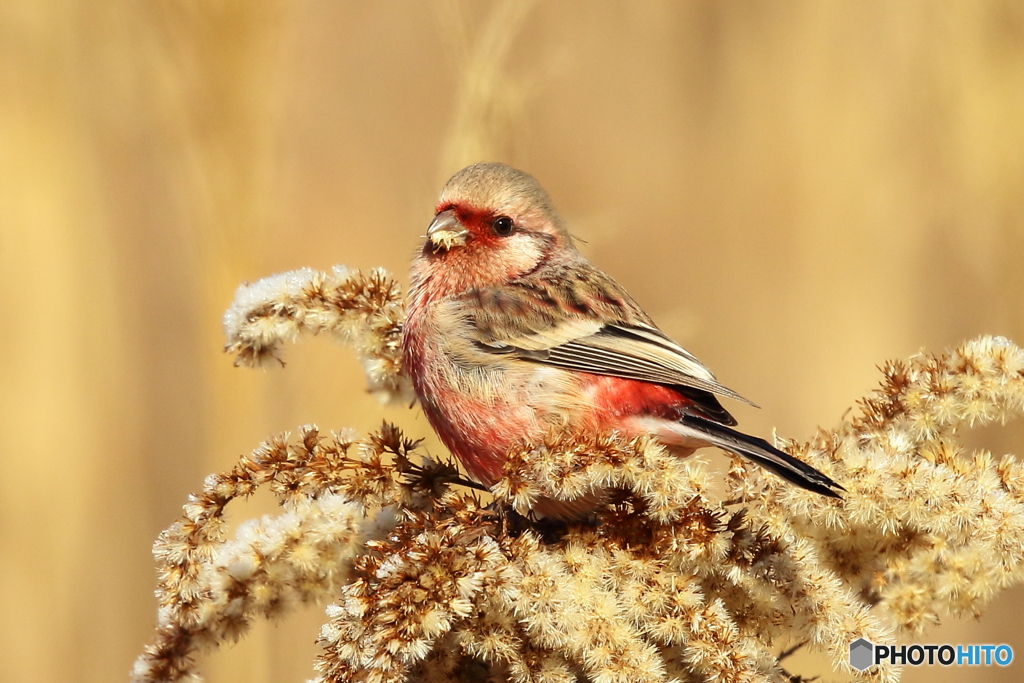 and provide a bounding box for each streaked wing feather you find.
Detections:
[462,267,757,413]
[479,317,604,351]
[512,329,755,406]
